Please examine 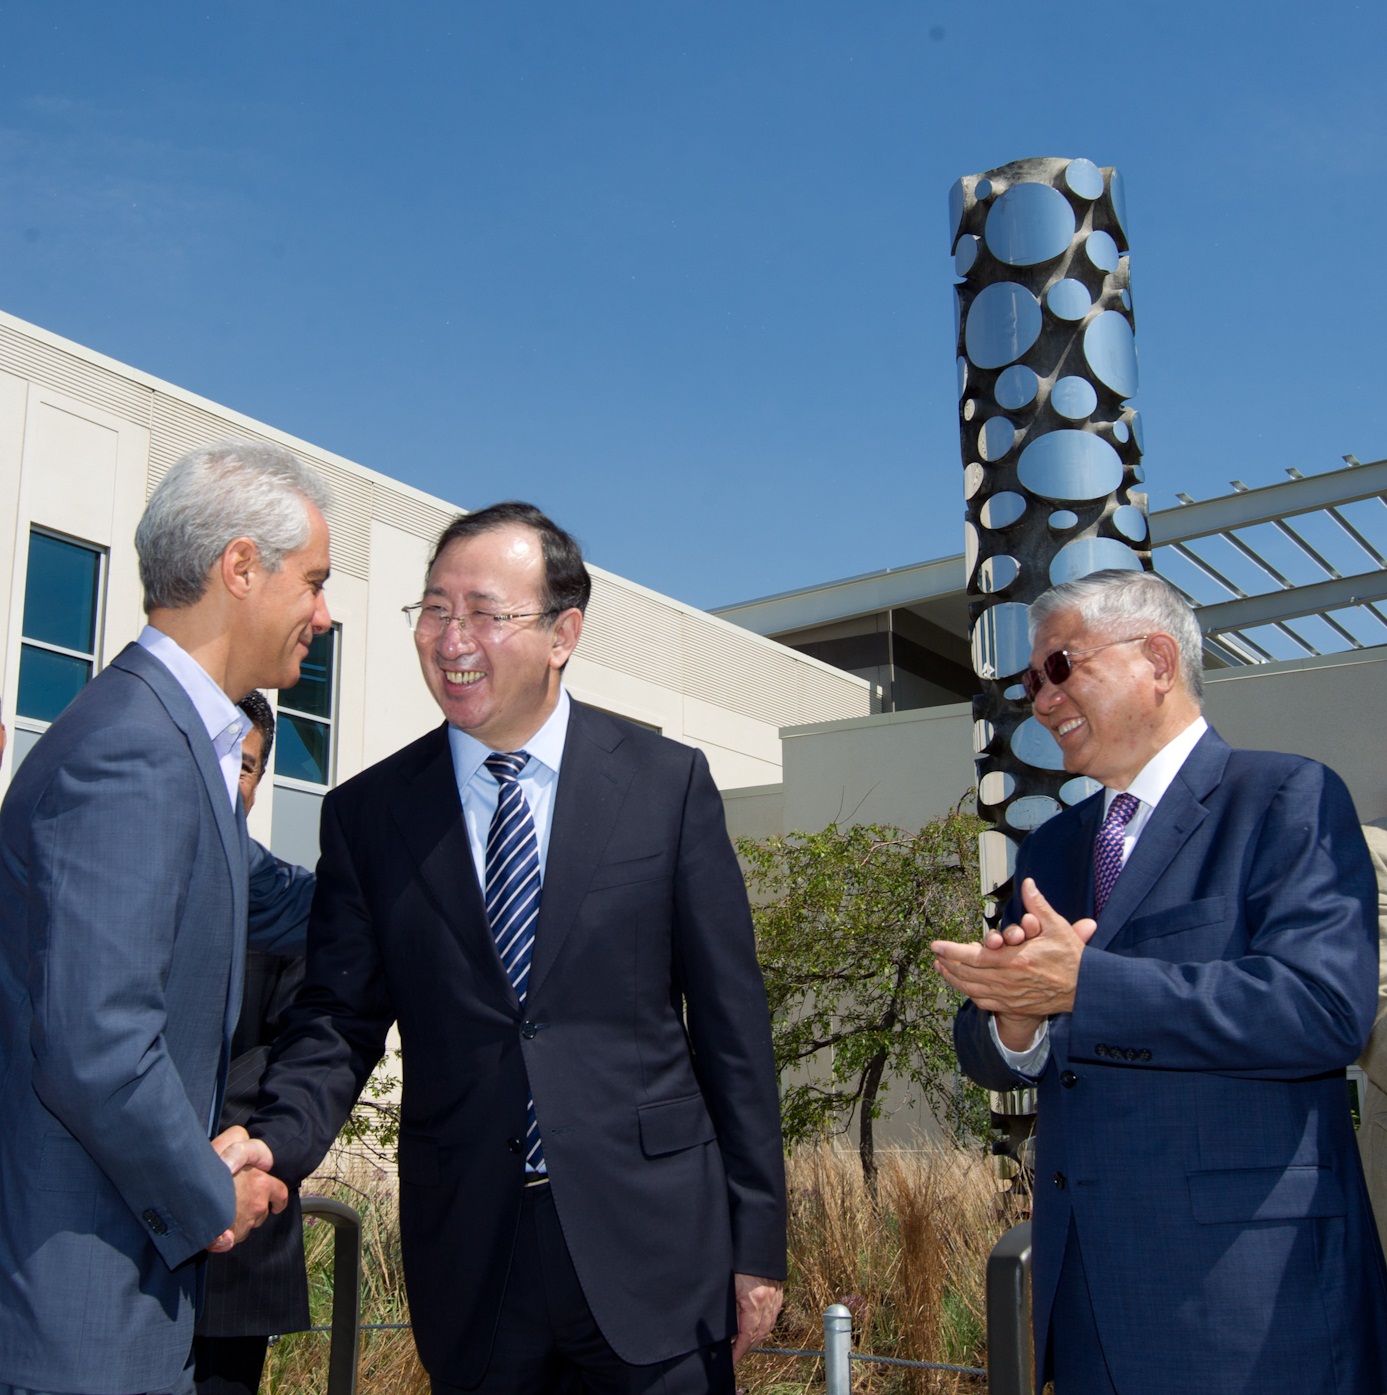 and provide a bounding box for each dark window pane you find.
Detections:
[279,630,334,718]
[275,712,330,785]
[23,533,101,653]
[17,644,92,723]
